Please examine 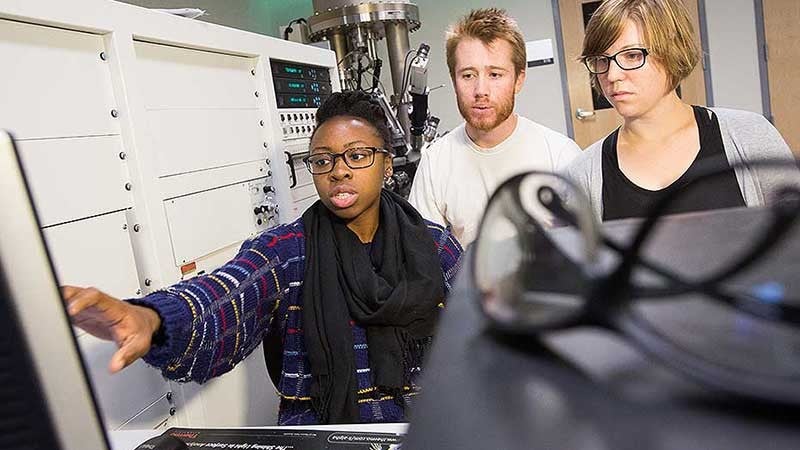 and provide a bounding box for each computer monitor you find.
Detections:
[0,130,111,450]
